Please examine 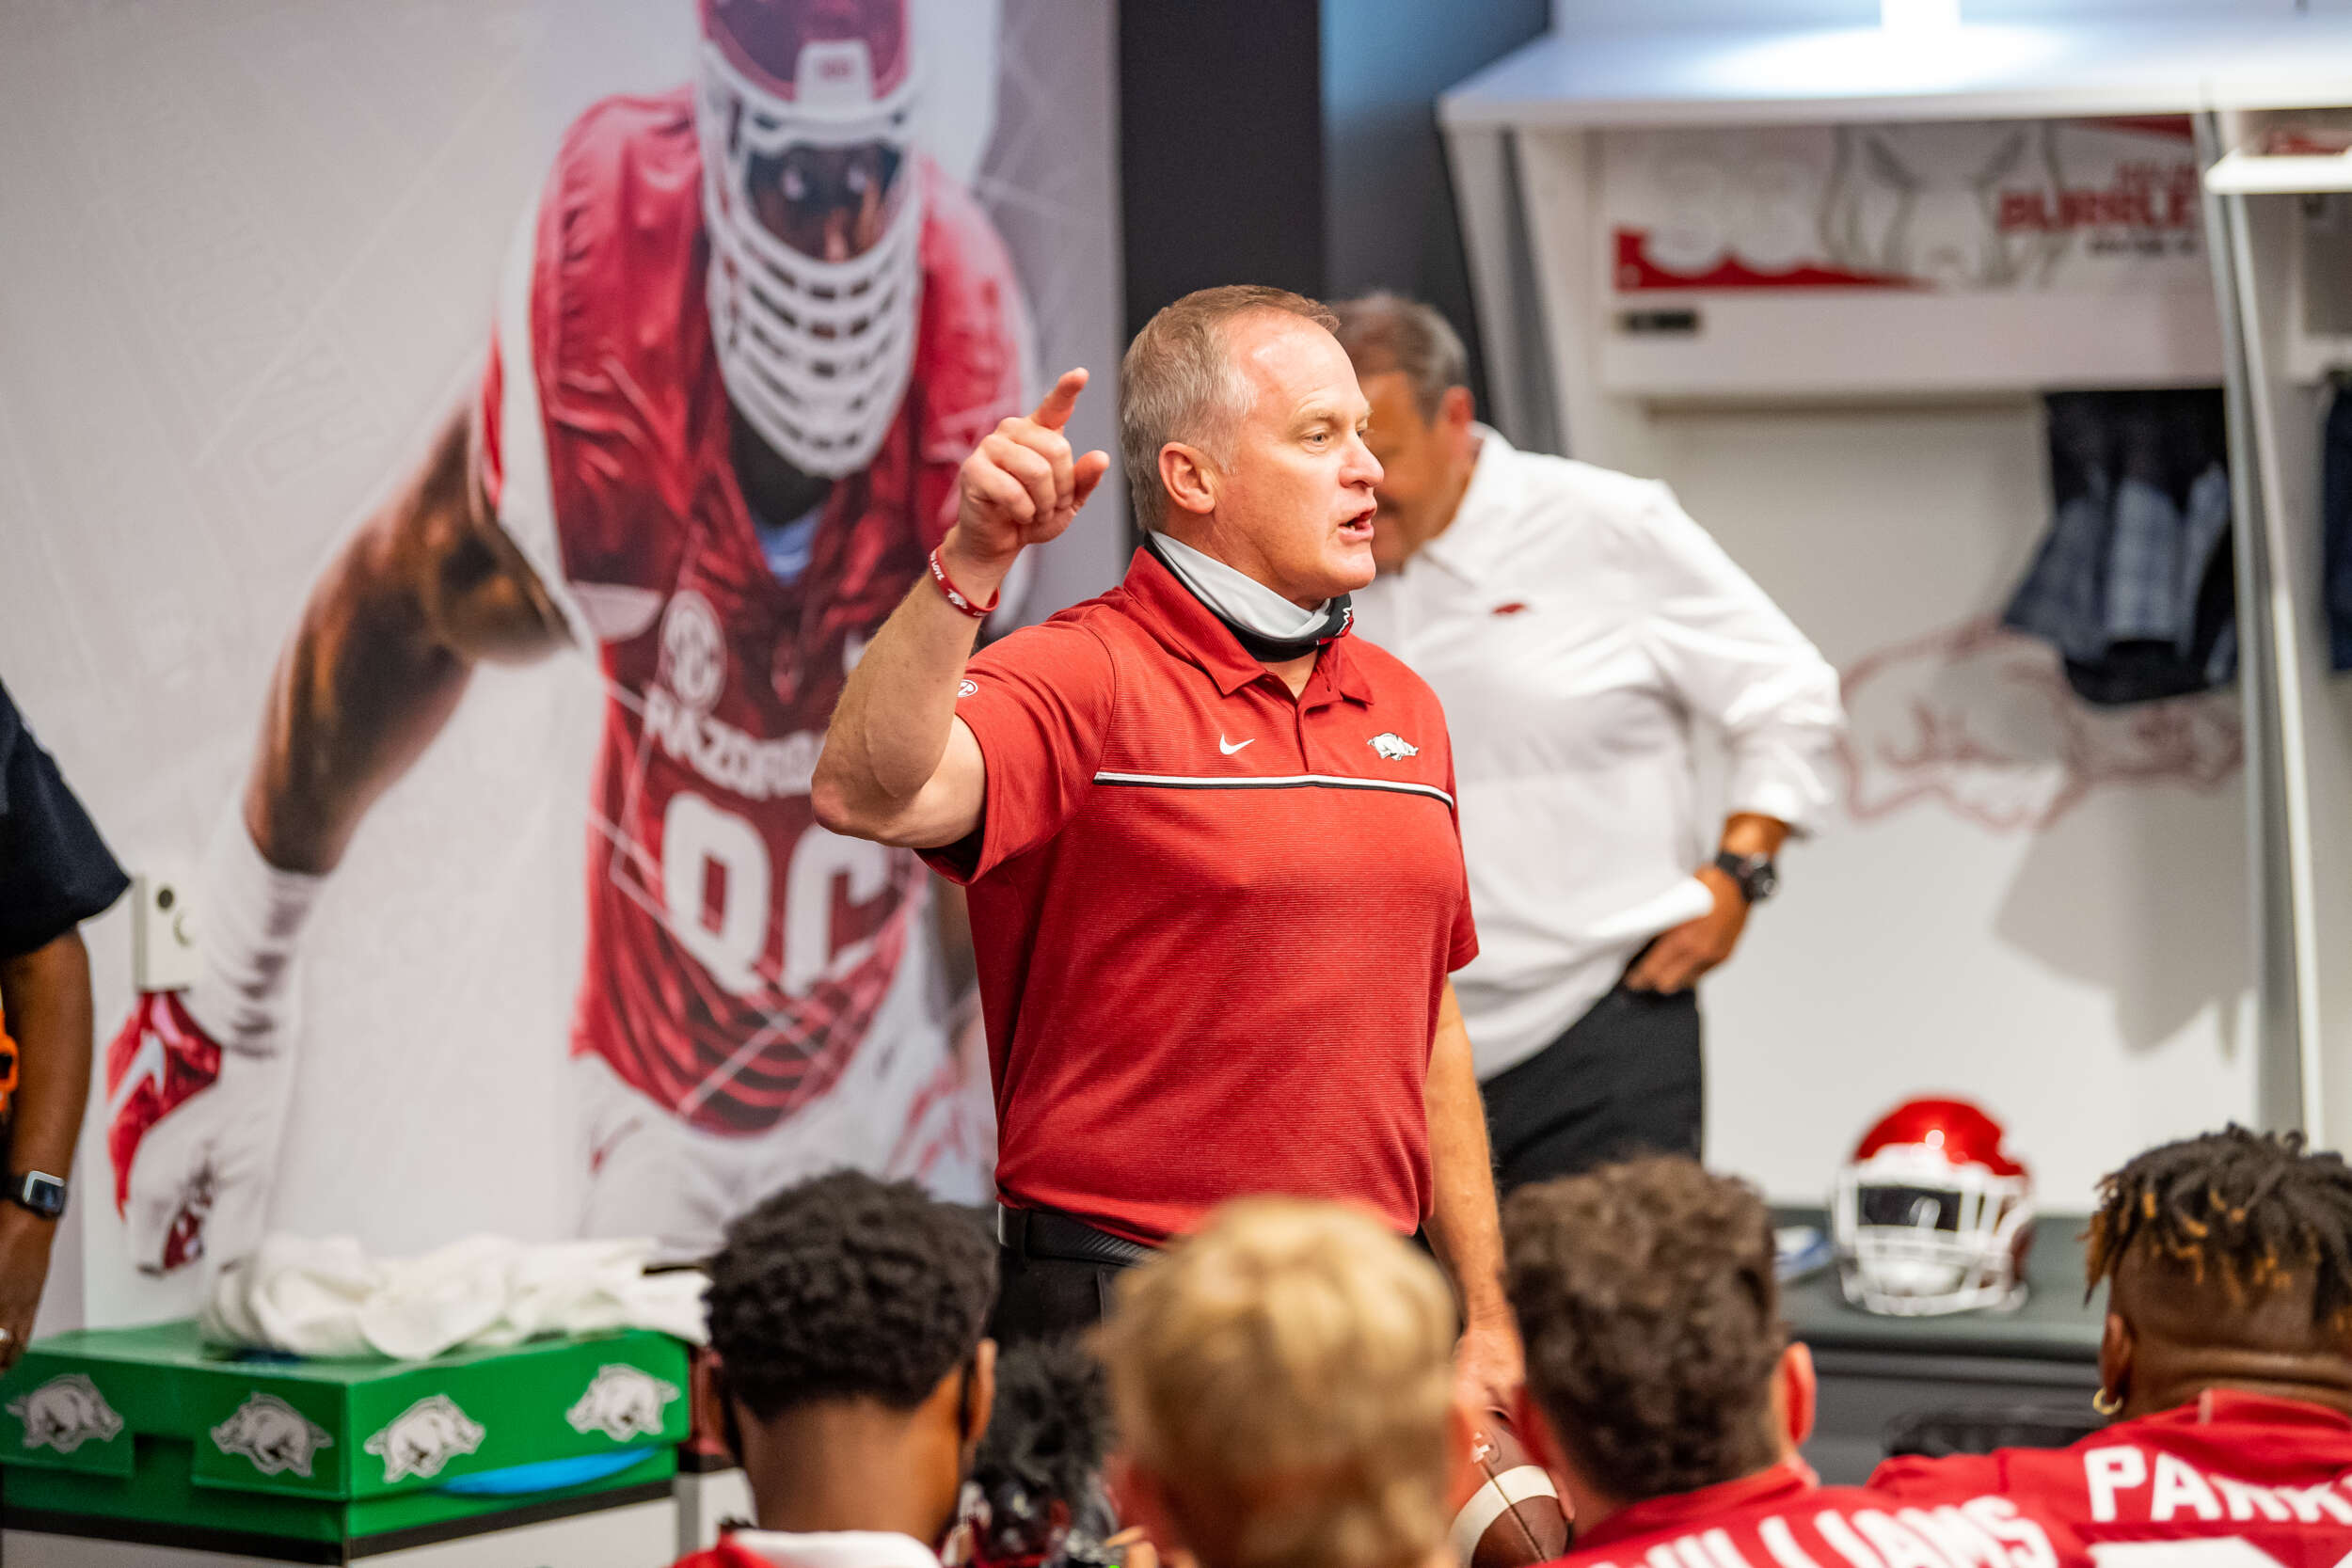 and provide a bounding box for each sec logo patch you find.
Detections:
[660,591,726,713]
